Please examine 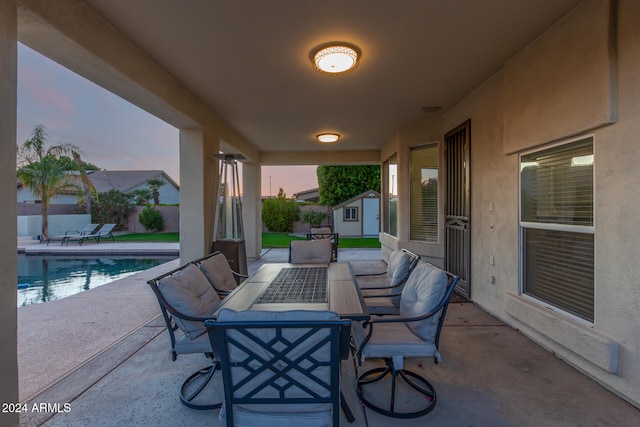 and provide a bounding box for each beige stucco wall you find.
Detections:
[386,0,640,407]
